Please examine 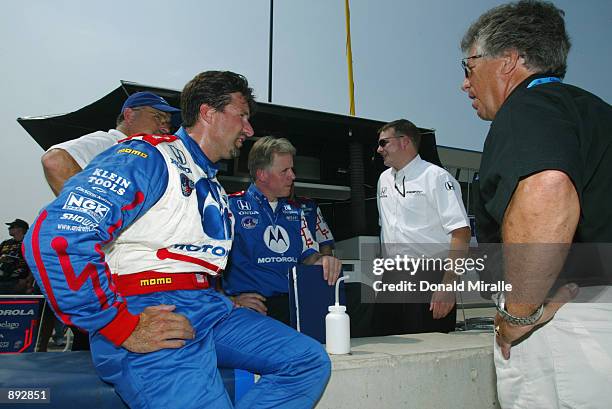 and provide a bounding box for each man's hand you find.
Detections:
[430,290,456,319]
[232,293,267,314]
[495,283,578,360]
[121,305,195,353]
[316,255,342,285]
